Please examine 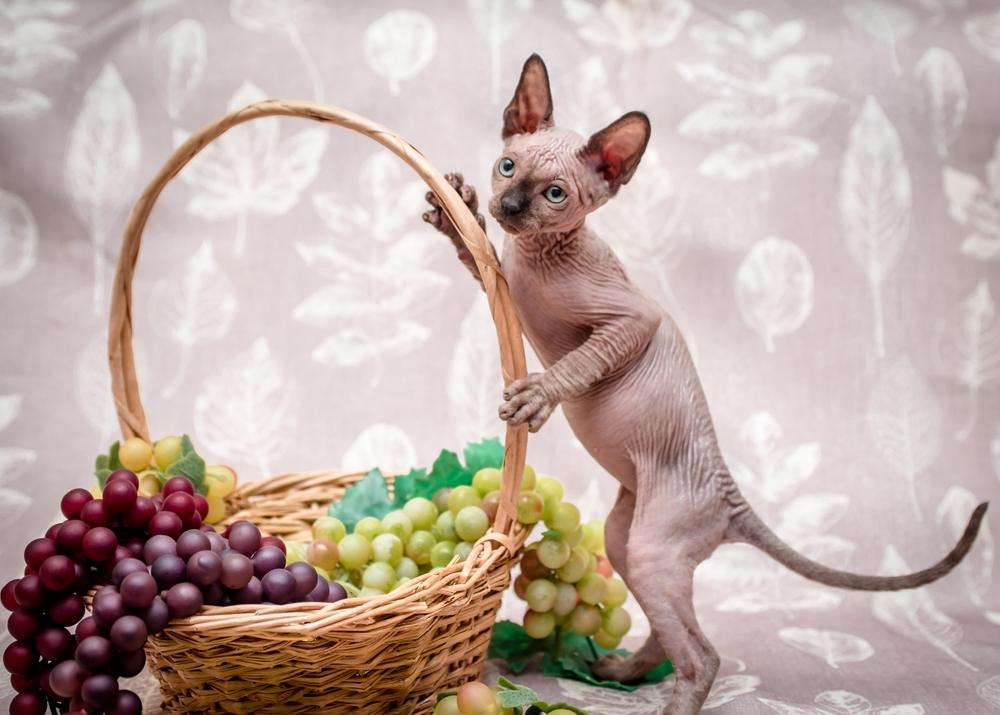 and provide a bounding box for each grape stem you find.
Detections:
[586,636,599,662]
[553,625,563,660]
